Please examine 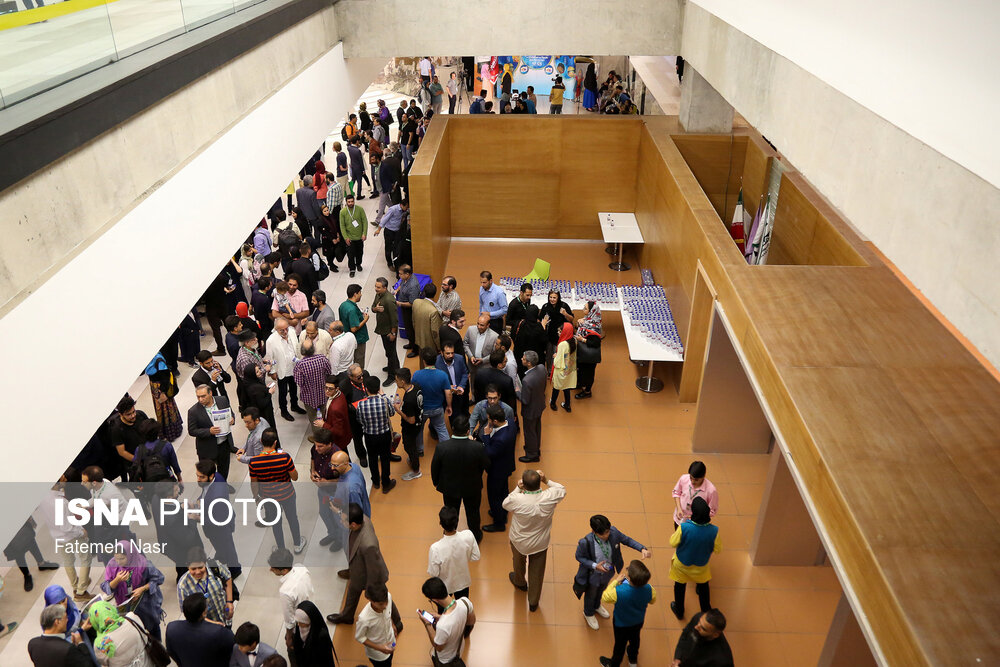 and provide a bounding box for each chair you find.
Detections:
[523,258,551,282]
